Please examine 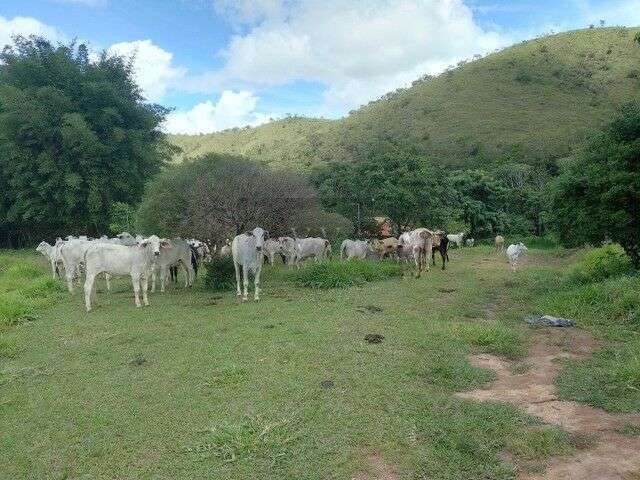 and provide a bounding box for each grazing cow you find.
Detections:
[431,231,450,270]
[150,238,194,293]
[170,239,211,283]
[447,232,465,248]
[398,228,434,277]
[263,238,282,265]
[372,237,399,260]
[84,235,167,311]
[506,243,528,271]
[495,235,505,253]
[36,240,64,279]
[232,227,267,301]
[466,238,475,247]
[278,236,297,266]
[294,237,332,266]
[340,239,373,260]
